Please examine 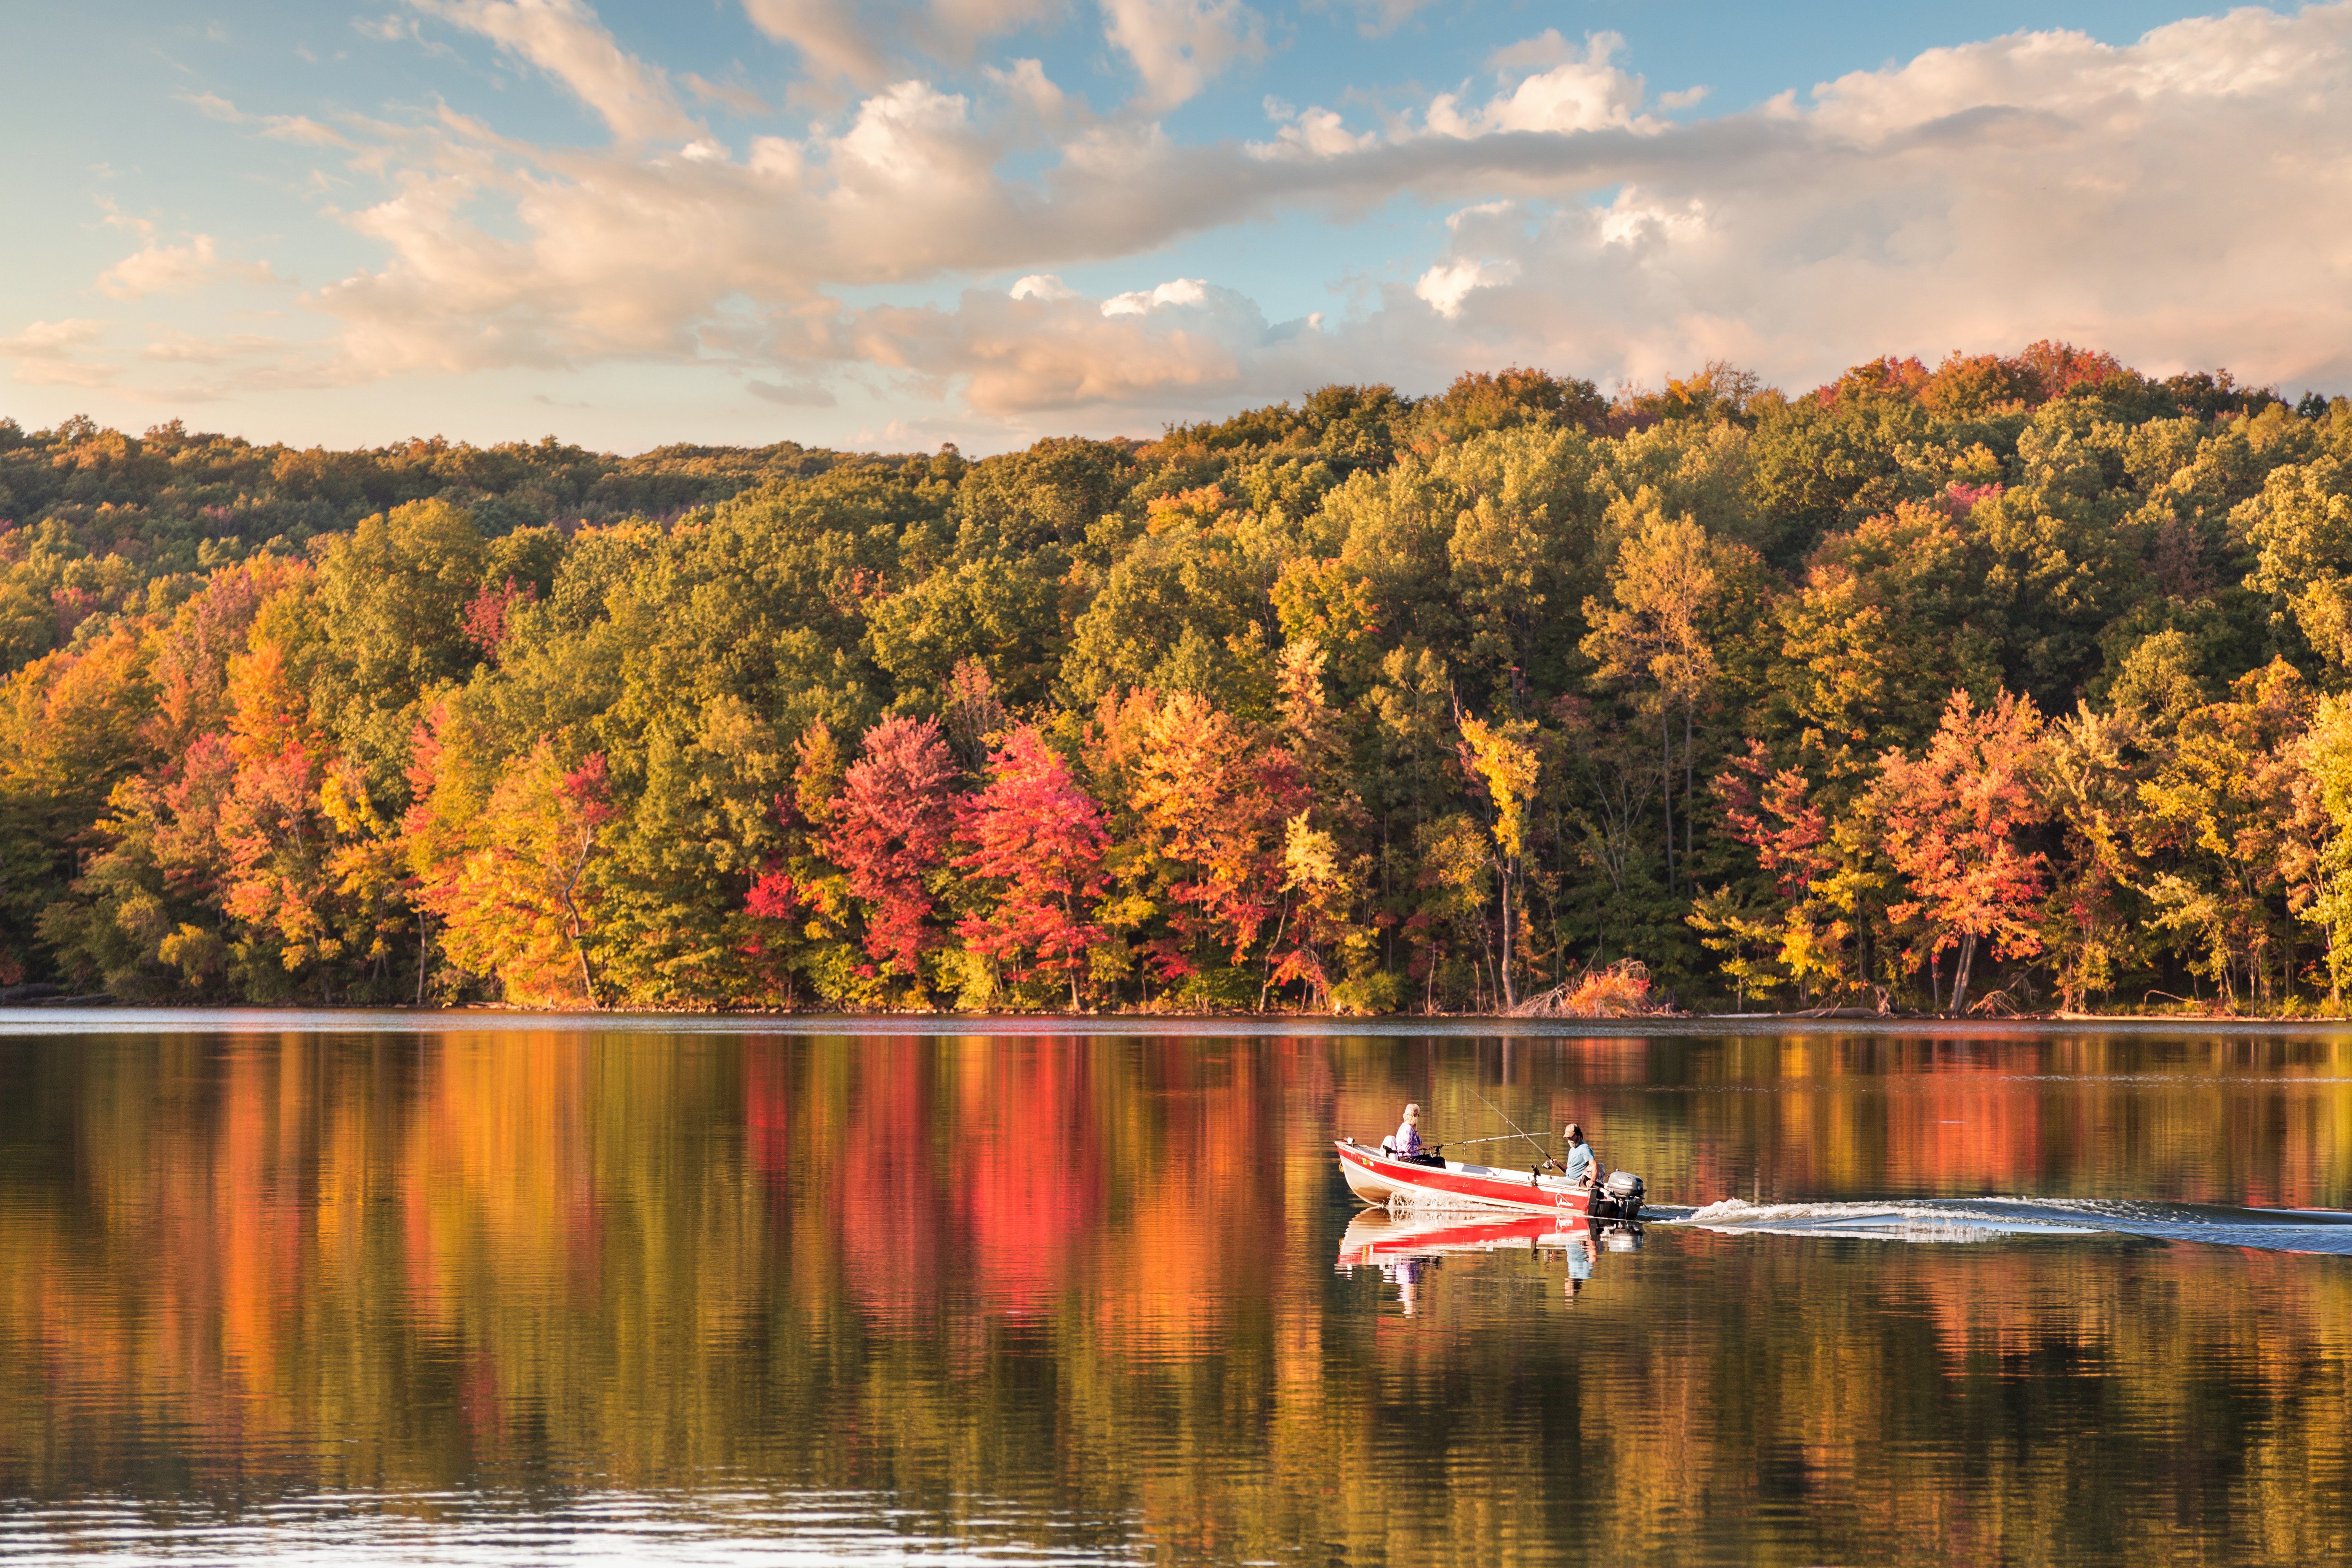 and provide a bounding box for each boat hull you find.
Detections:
[1334,1137,1630,1218]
